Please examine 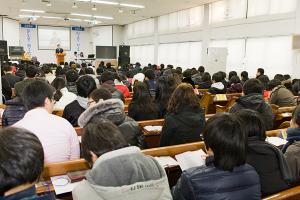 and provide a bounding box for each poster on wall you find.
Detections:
[38,26,71,50]
[20,23,36,56]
